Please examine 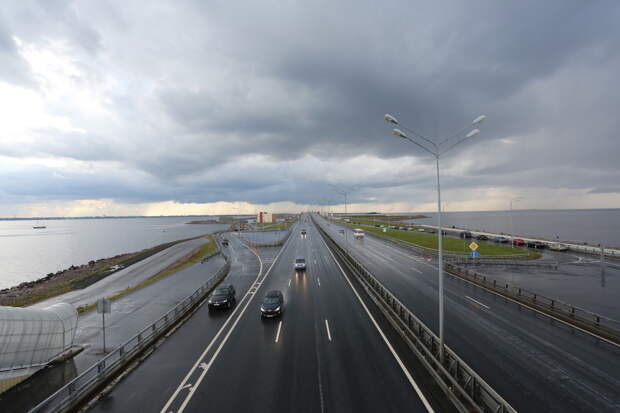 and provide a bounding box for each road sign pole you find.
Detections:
[102,311,106,353]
